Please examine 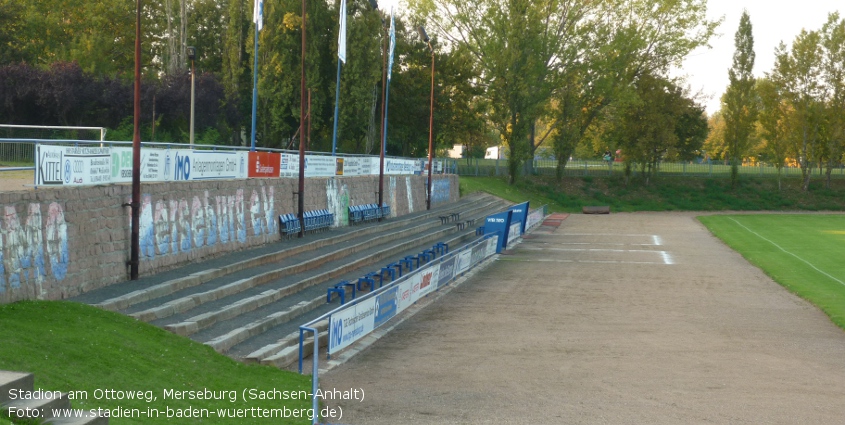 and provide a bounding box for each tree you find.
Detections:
[722,10,757,187]
[820,13,845,188]
[607,73,707,186]
[771,31,824,192]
